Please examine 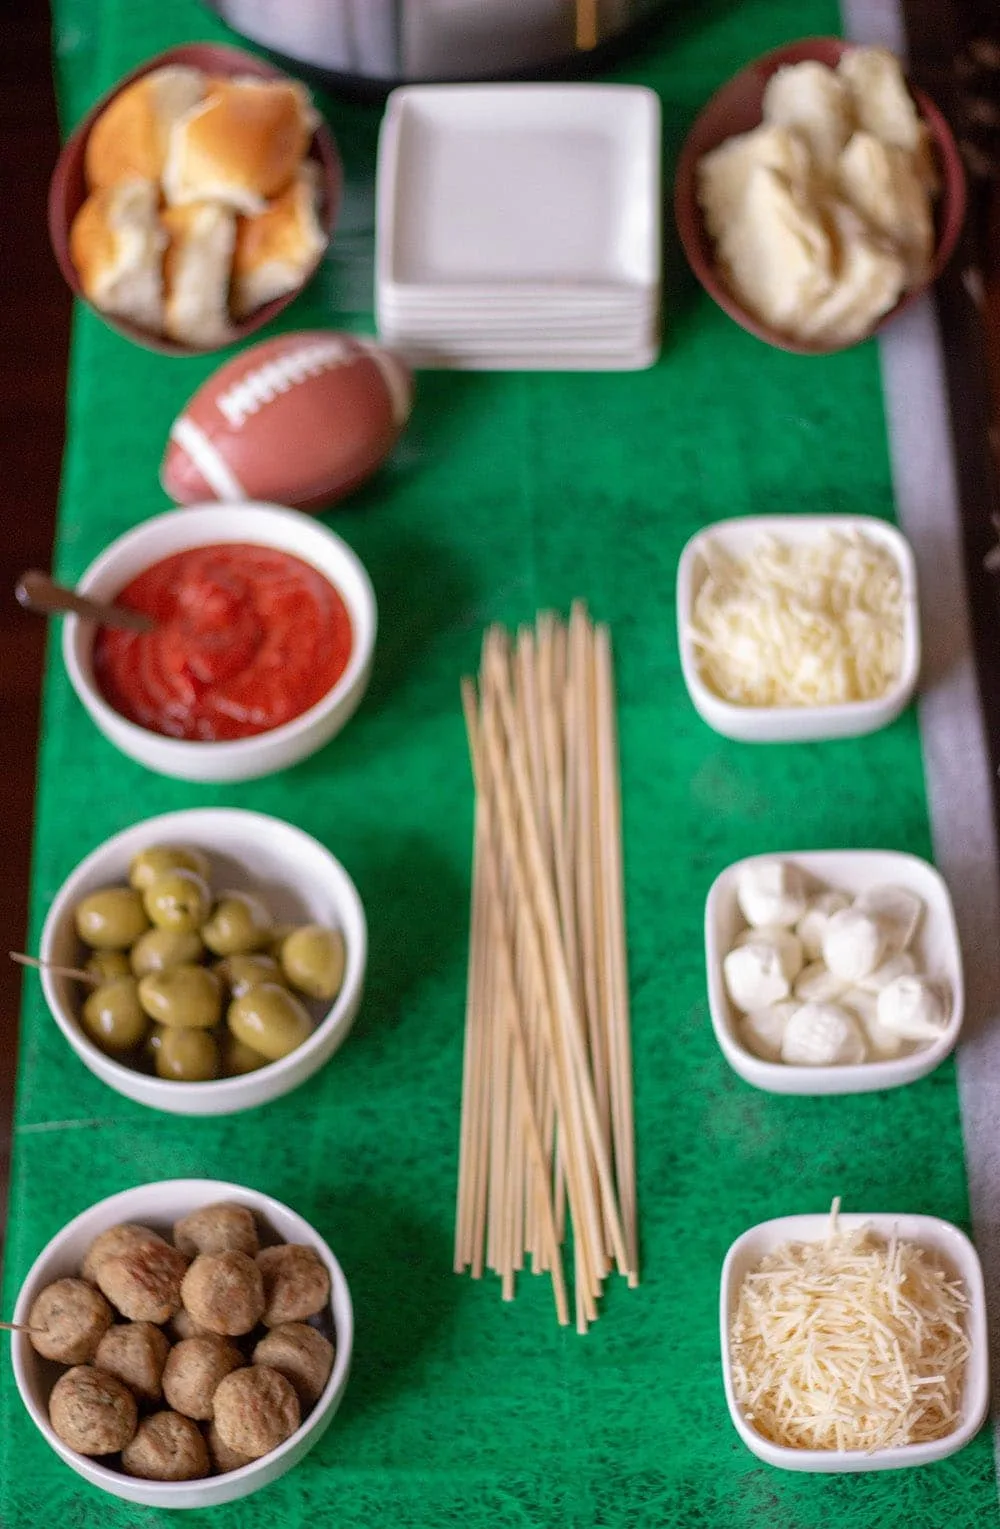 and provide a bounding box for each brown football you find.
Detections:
[161,331,413,513]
